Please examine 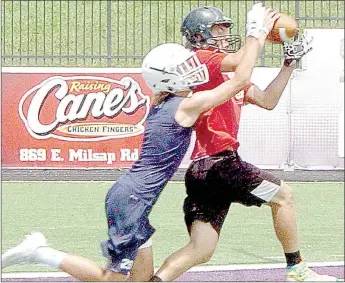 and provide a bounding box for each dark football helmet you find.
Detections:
[181,6,241,52]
